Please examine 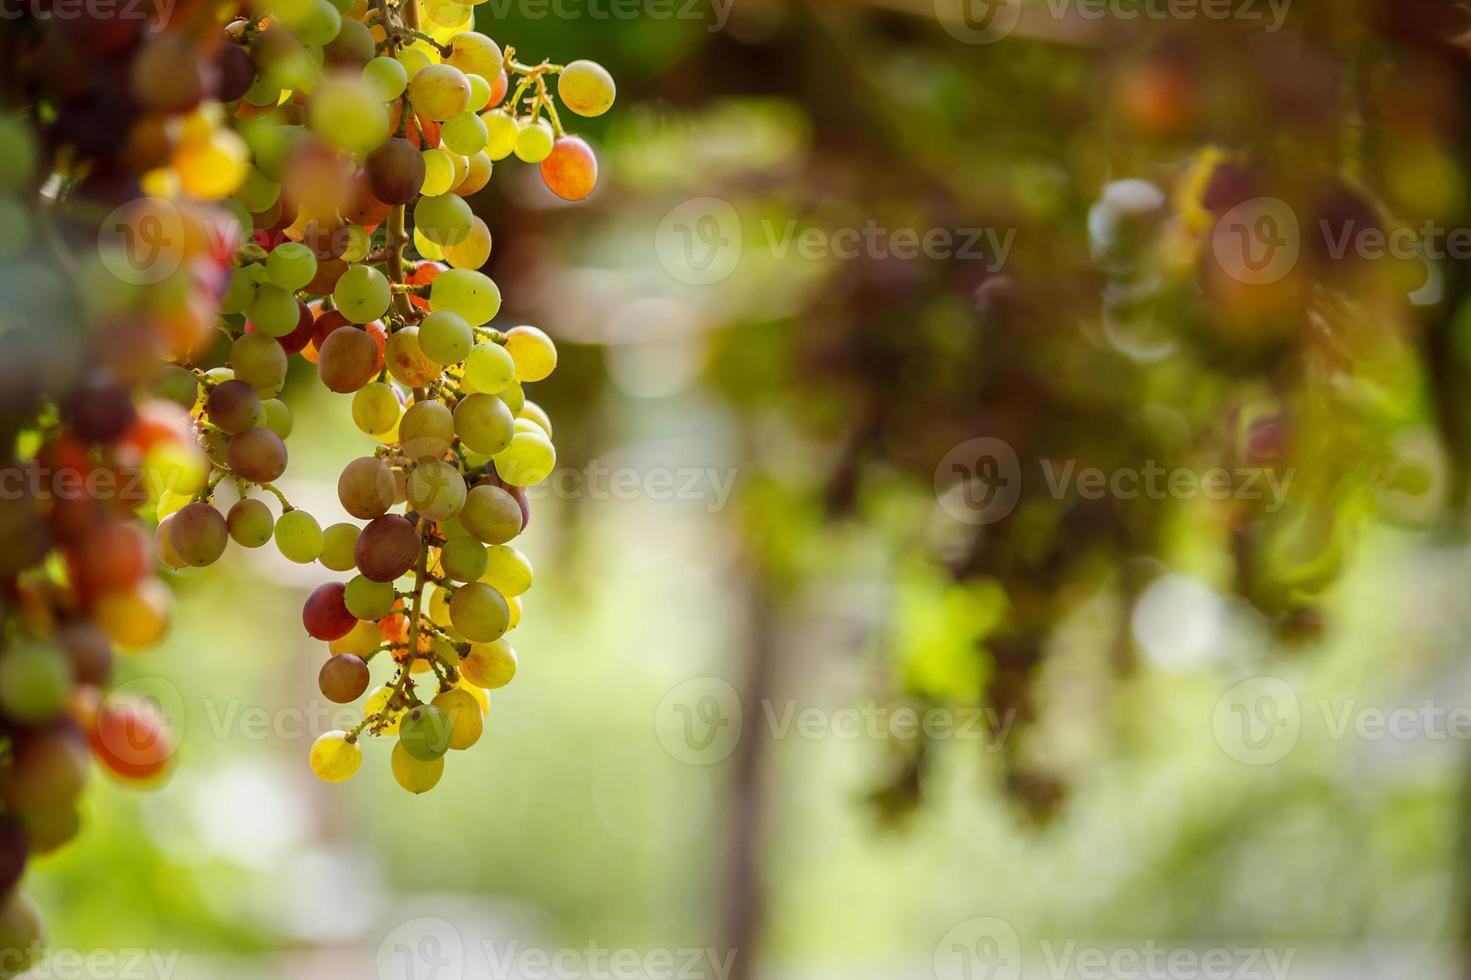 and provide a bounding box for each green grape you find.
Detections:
[482,110,518,161]
[465,72,491,112]
[492,430,555,487]
[448,581,509,642]
[441,112,487,155]
[219,267,259,315]
[342,224,372,262]
[440,535,488,582]
[407,460,467,520]
[464,342,514,393]
[309,75,389,156]
[333,264,391,323]
[557,60,616,117]
[261,398,293,438]
[413,193,473,247]
[481,543,533,596]
[427,585,455,629]
[414,226,445,262]
[266,241,318,292]
[429,269,500,325]
[407,63,471,122]
[275,509,325,563]
[519,400,553,437]
[421,148,456,196]
[309,731,361,783]
[227,498,275,547]
[236,167,282,213]
[419,310,473,365]
[0,644,71,725]
[321,522,361,571]
[352,382,400,435]
[460,485,522,544]
[244,73,283,108]
[248,284,301,337]
[462,637,516,688]
[445,150,469,189]
[364,55,408,100]
[399,704,453,761]
[391,740,443,792]
[499,380,525,415]
[397,46,432,79]
[0,116,38,193]
[399,399,455,460]
[454,393,514,455]
[345,574,395,620]
[296,0,341,46]
[514,119,554,163]
[443,216,490,270]
[231,331,288,394]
